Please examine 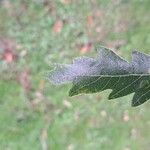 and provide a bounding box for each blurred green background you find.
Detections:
[0,0,150,150]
